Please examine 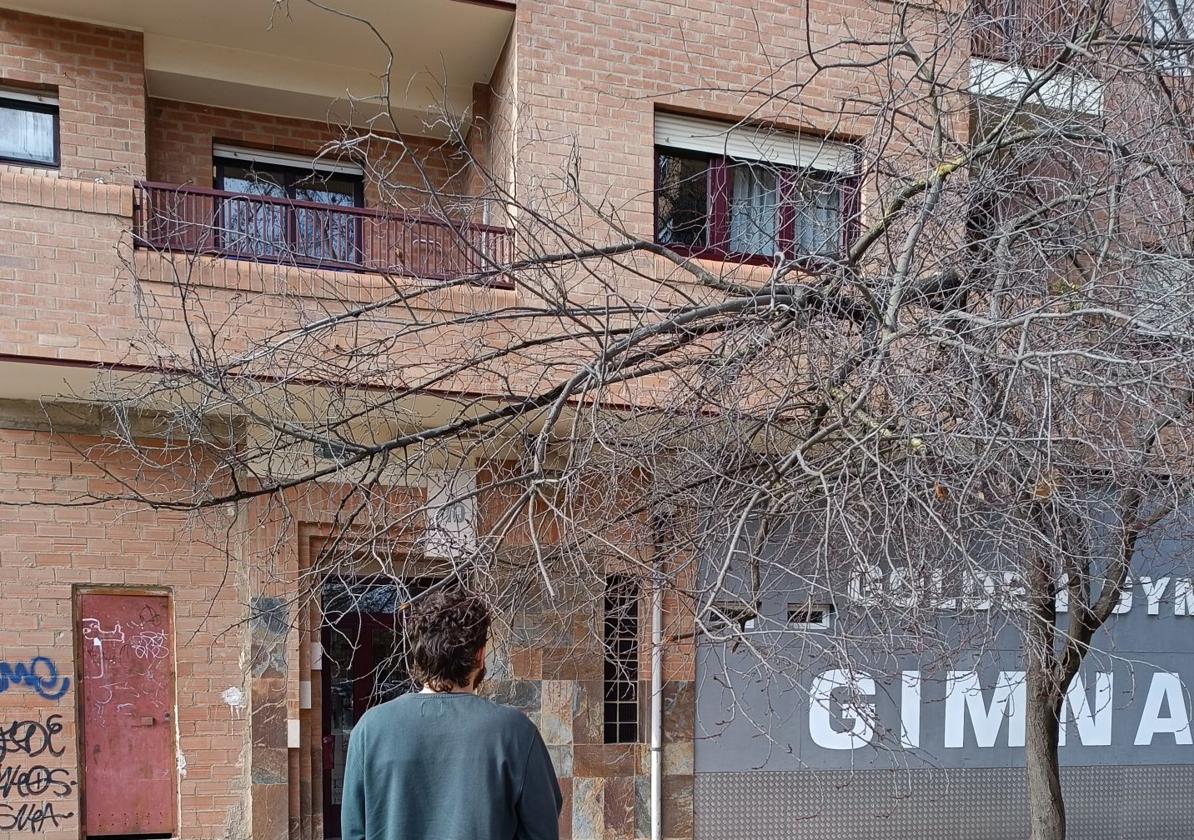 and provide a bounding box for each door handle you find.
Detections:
[132,716,156,727]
